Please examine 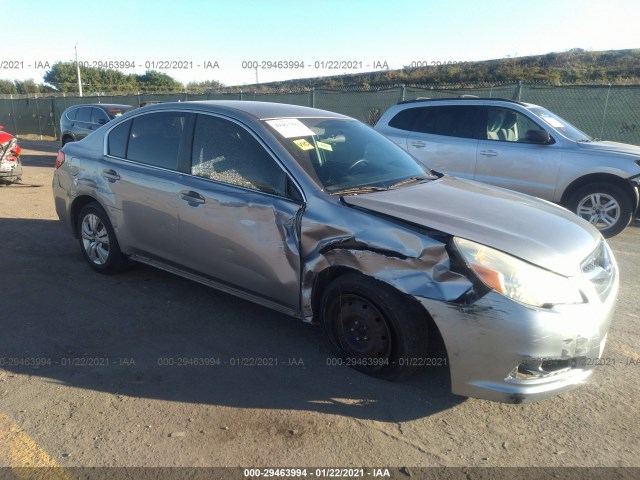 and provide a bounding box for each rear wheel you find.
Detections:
[320,273,429,380]
[77,203,127,273]
[567,182,633,238]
